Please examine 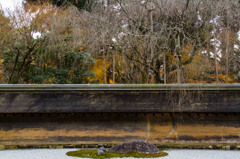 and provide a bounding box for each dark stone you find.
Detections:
[108,140,160,154]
